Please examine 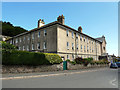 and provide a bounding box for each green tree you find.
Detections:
[2,21,28,37]
[1,41,17,50]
